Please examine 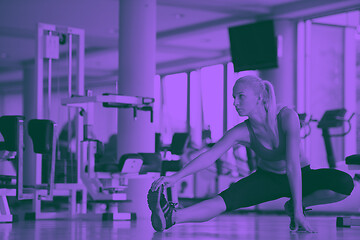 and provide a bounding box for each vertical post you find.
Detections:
[223,63,228,134]
[117,0,156,158]
[186,72,191,134]
[23,24,43,187]
[117,0,156,220]
[47,31,52,120]
[76,29,85,184]
[66,33,73,183]
[343,24,357,156]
